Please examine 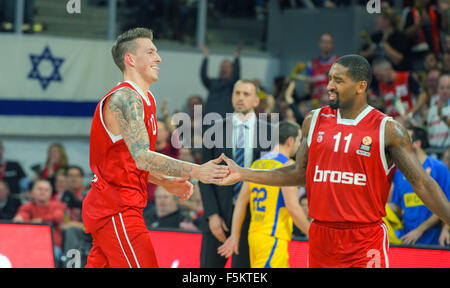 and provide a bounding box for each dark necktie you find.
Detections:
[233,123,246,202]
